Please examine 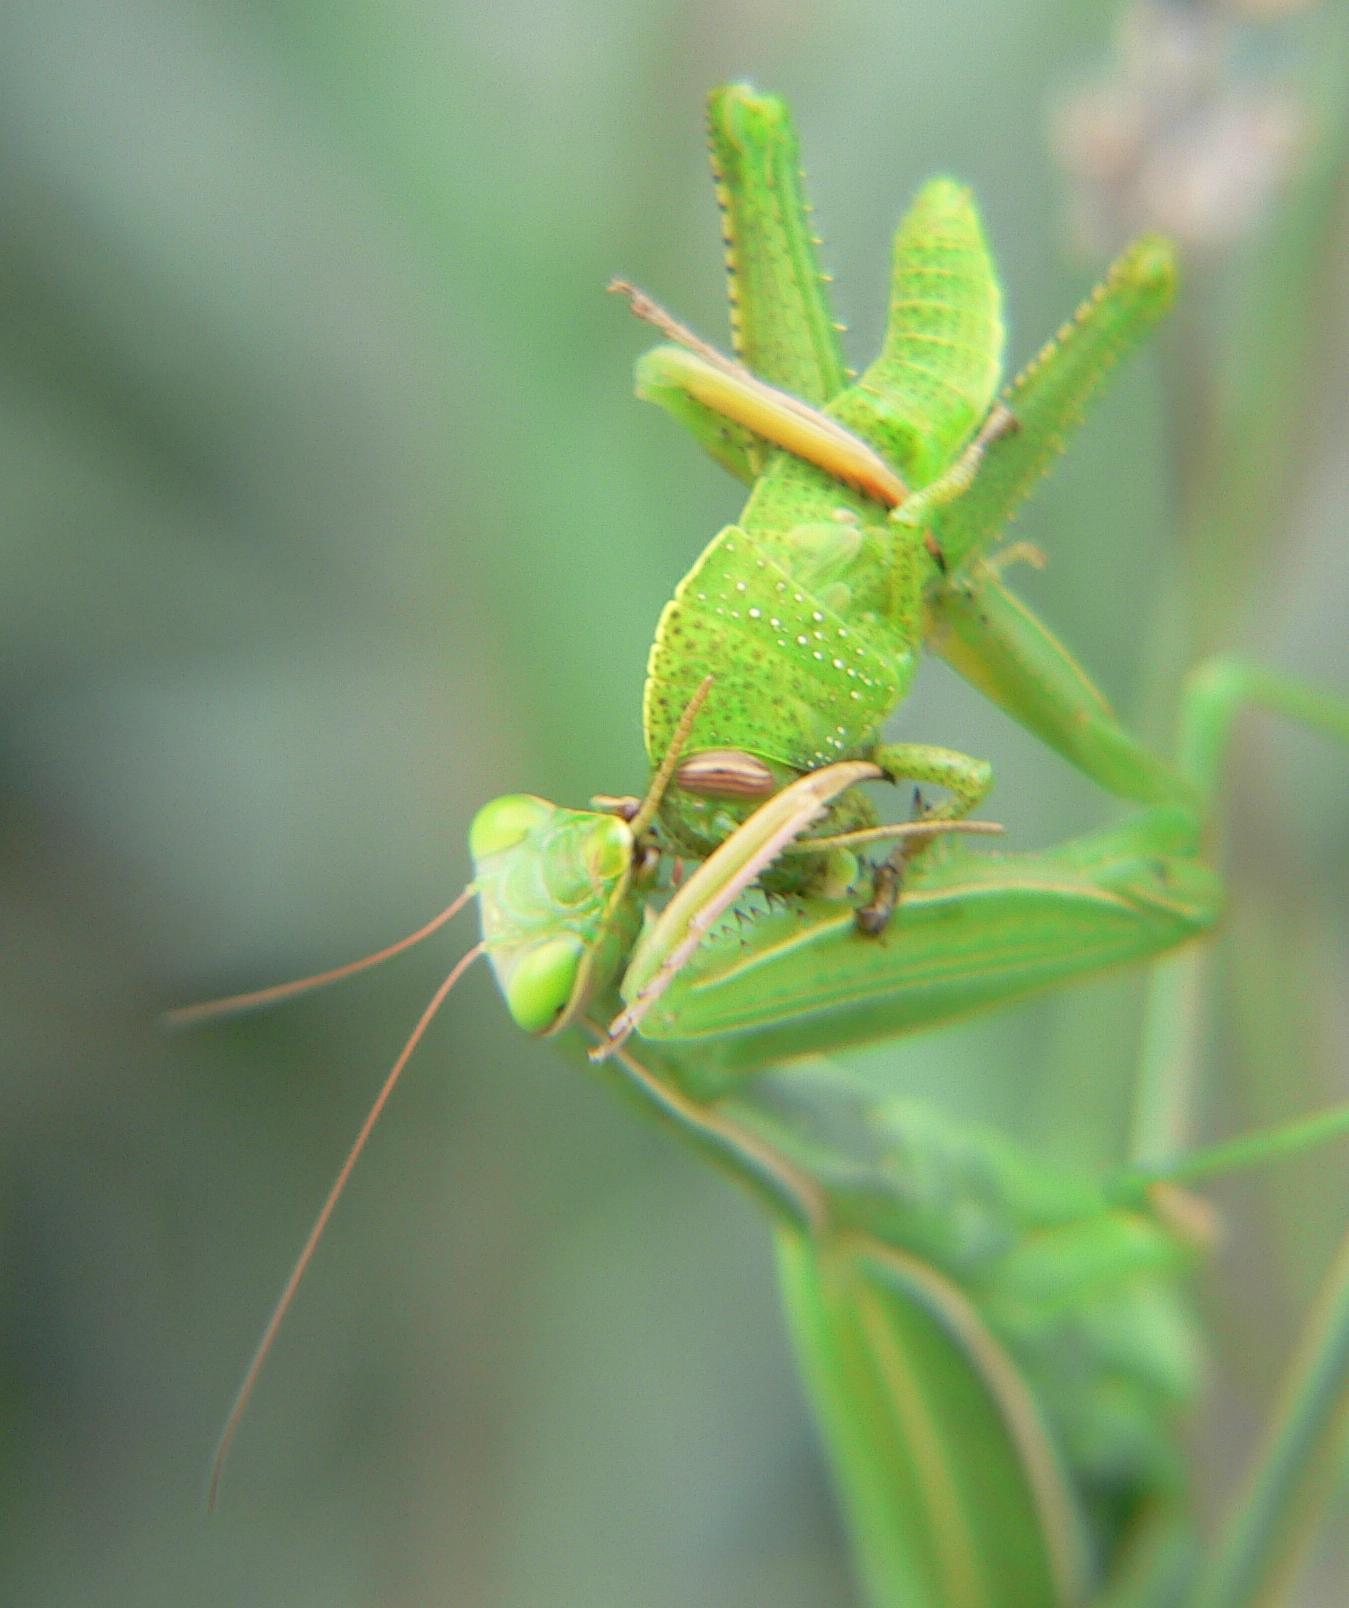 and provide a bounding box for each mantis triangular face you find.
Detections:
[469,794,642,1035]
